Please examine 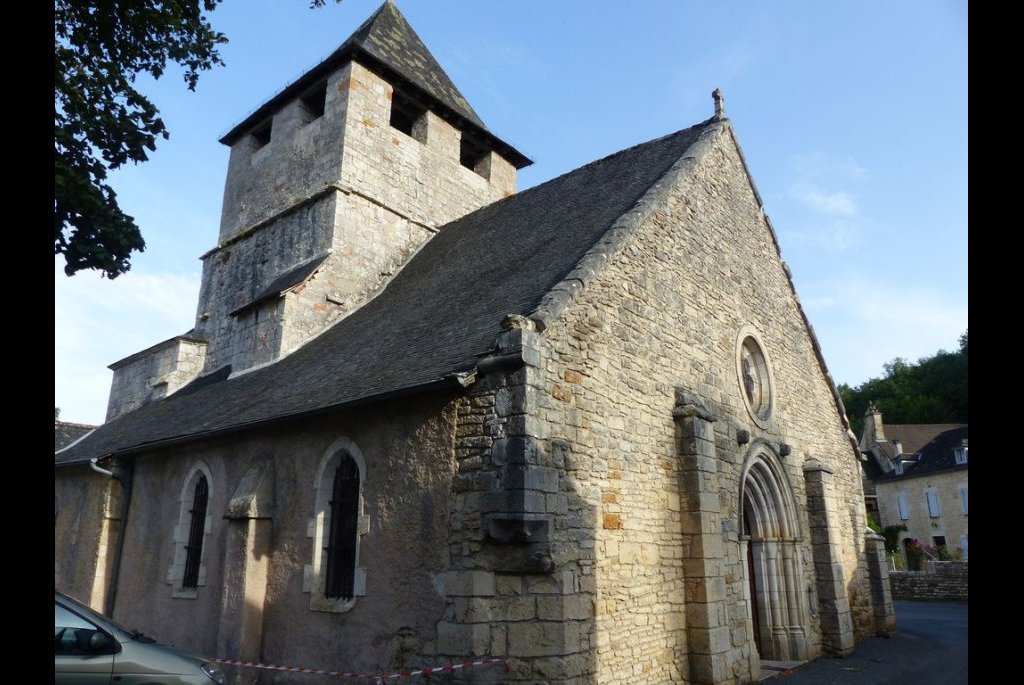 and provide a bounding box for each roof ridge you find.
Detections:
[528,119,724,331]
[54,420,98,429]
